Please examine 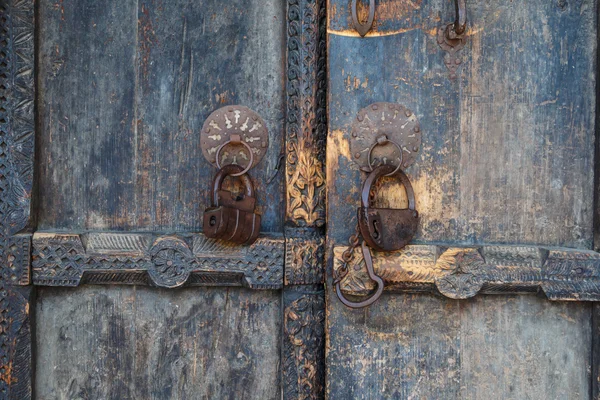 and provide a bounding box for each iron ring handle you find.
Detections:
[351,0,375,37]
[215,137,255,177]
[212,164,255,206]
[367,135,404,177]
[361,164,416,211]
[335,241,384,309]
